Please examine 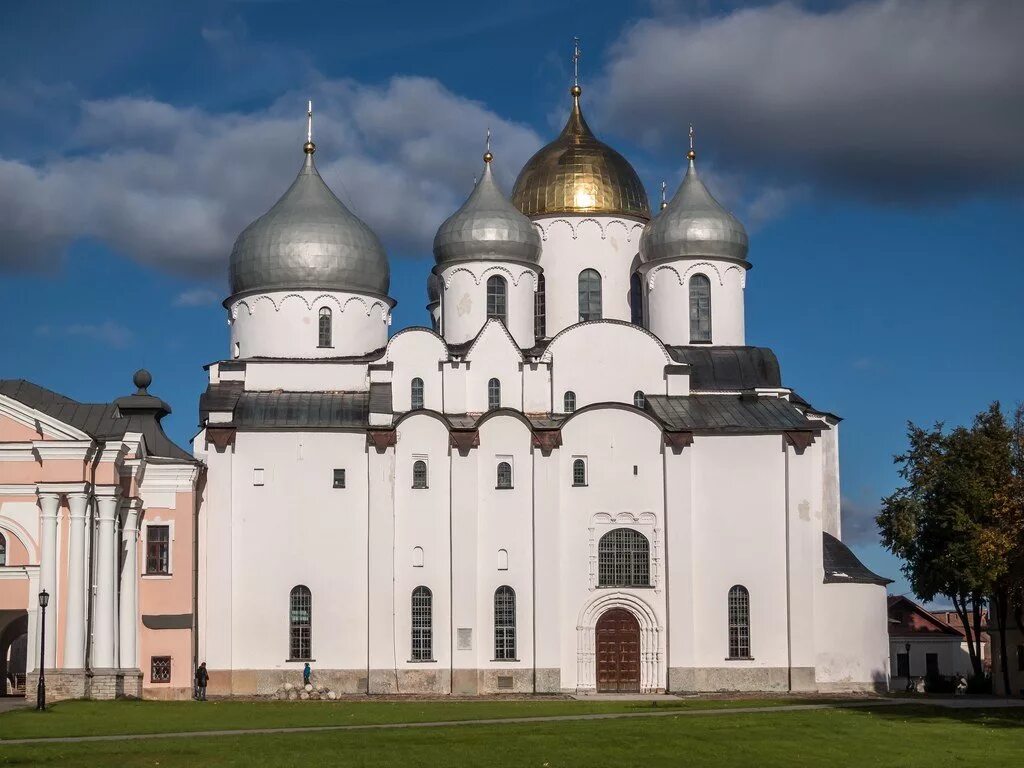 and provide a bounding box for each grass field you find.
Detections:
[1,700,1022,768]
